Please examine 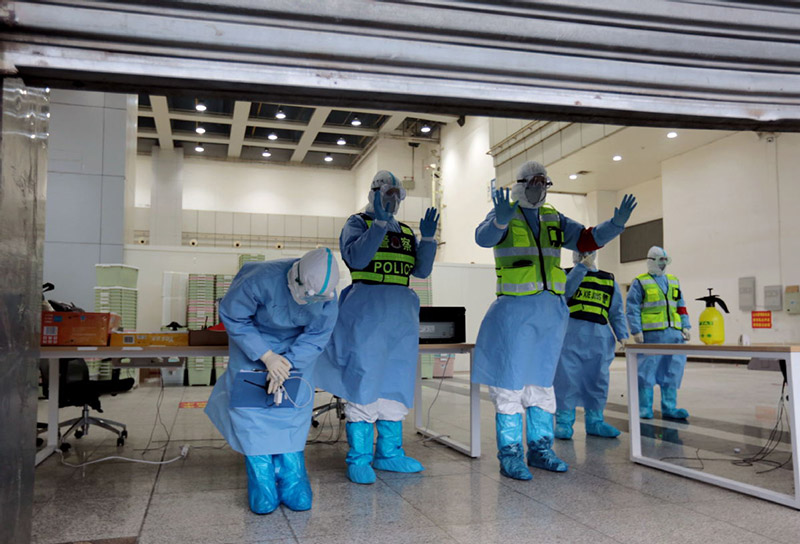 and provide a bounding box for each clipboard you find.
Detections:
[230,370,304,409]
